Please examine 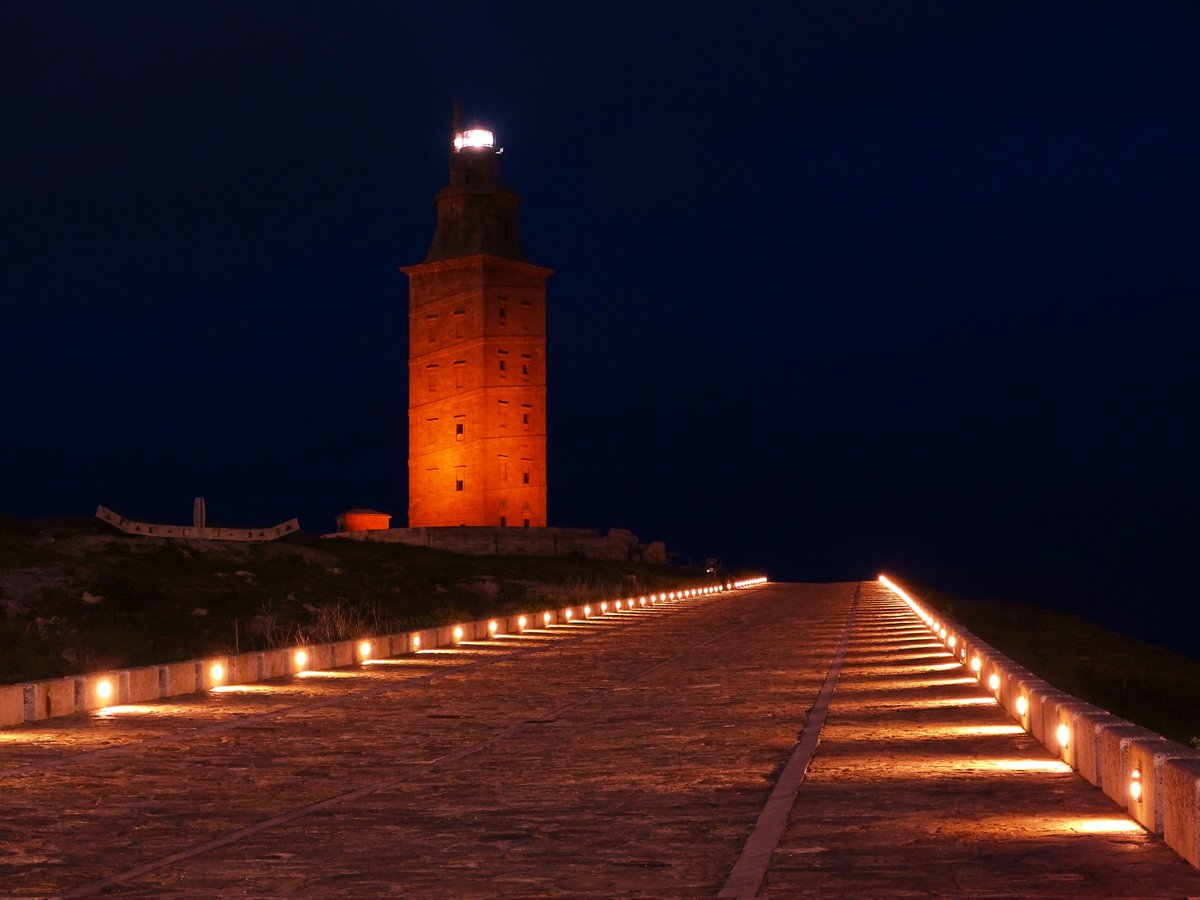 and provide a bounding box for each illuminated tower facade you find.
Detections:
[402,125,551,527]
